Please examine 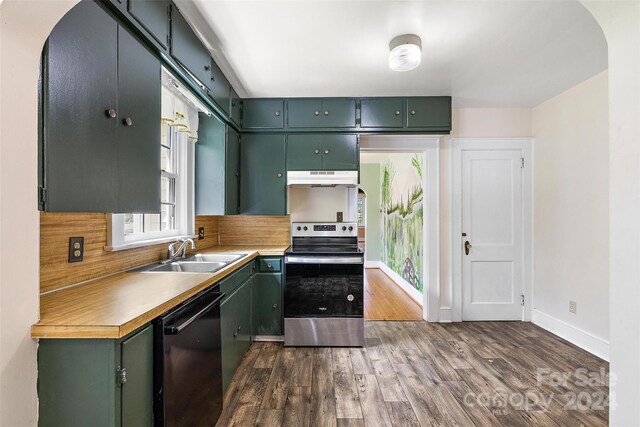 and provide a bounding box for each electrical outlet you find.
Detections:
[198,227,205,240]
[68,237,84,263]
[337,212,343,222]
[569,301,577,314]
